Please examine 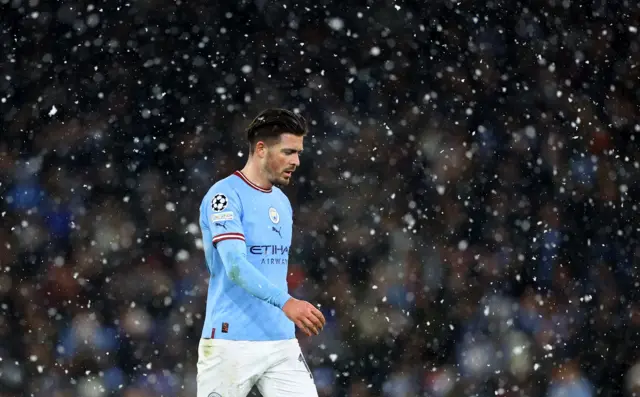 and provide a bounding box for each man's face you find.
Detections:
[262,133,304,186]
